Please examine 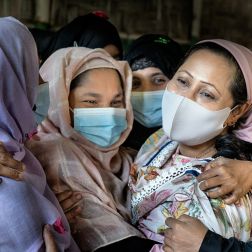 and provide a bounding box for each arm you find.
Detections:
[197,157,252,204]
[200,230,252,252]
